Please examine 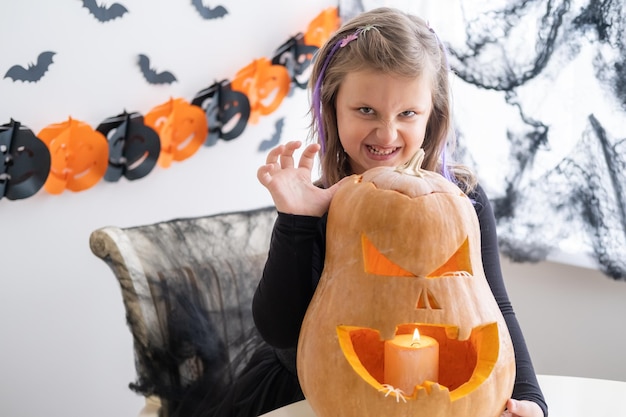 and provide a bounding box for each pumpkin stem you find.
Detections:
[395,148,425,177]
